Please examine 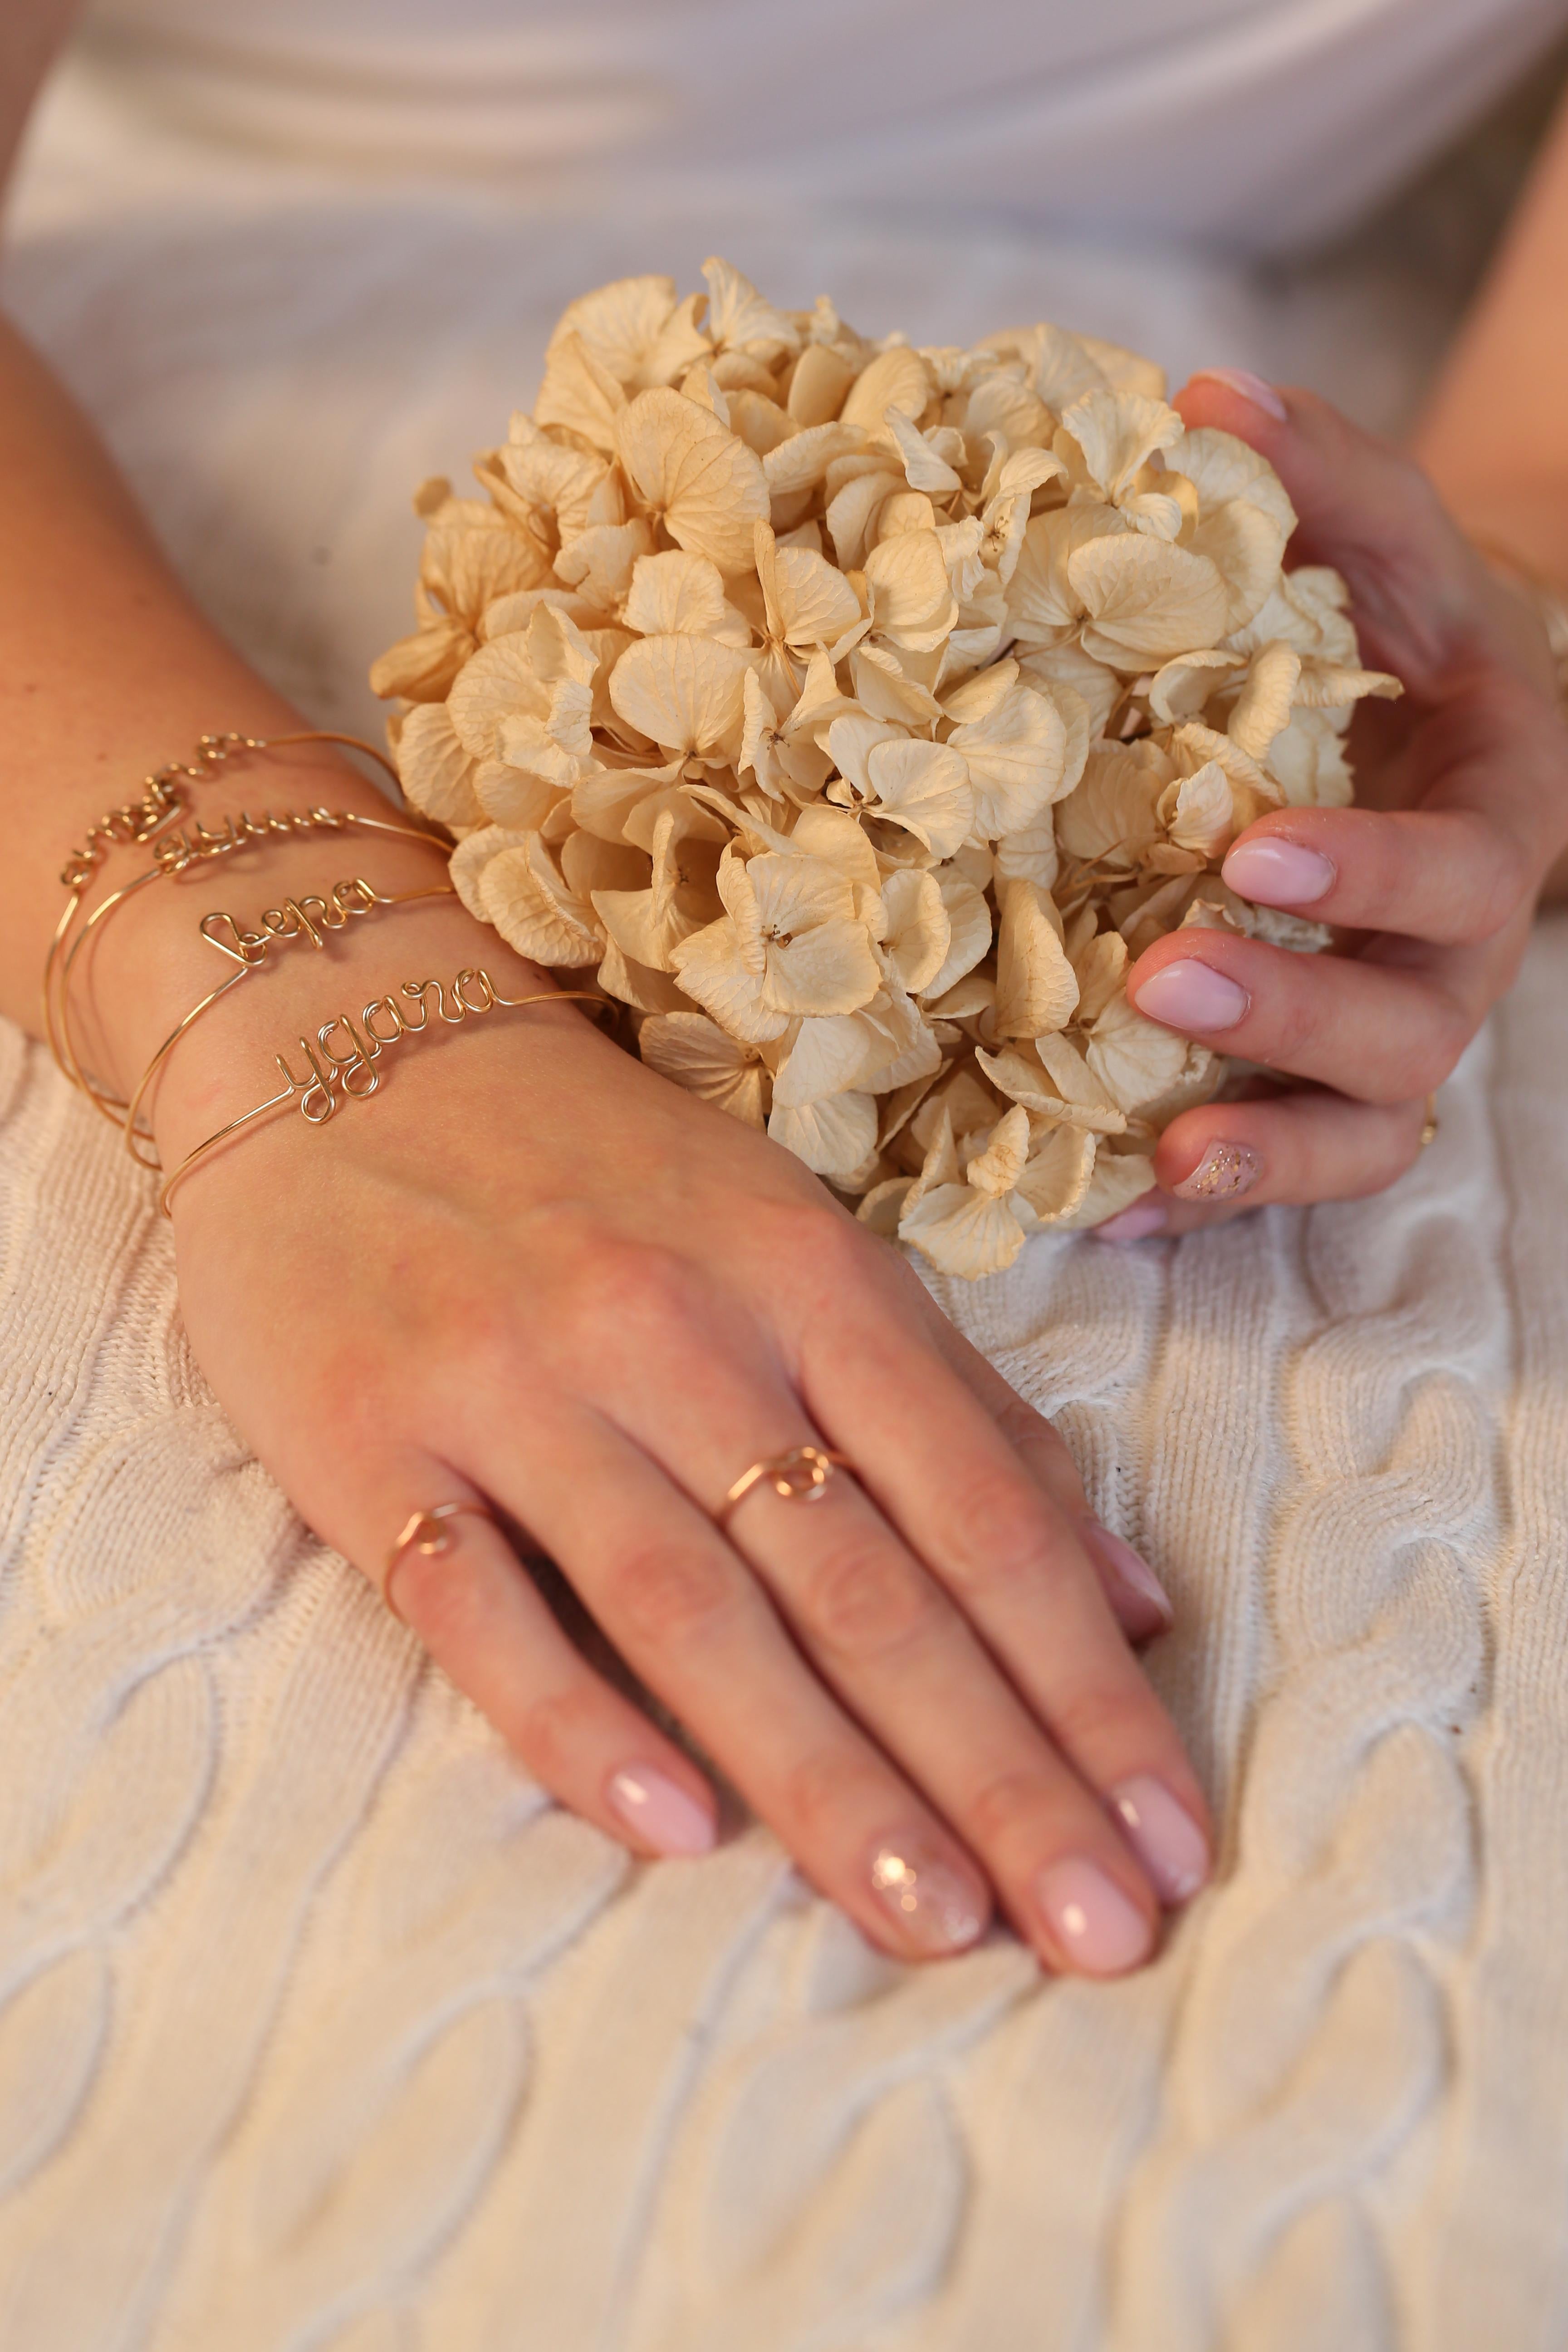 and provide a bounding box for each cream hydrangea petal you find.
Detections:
[394,702,482,829]
[608,633,752,757]
[976,1044,1126,1132]
[639,1010,767,1124]
[1162,760,1237,859]
[1055,743,1168,868]
[947,679,1069,836]
[1051,1147,1159,1231]
[467,829,605,965]
[623,550,729,637]
[669,916,790,1044]
[617,388,770,573]
[1014,1122,1097,1222]
[534,332,626,456]
[879,867,950,995]
[1007,505,1128,640]
[966,1104,1031,1196]
[763,921,882,1018]
[547,274,701,389]
[1085,990,1215,1120]
[840,346,931,438]
[702,257,800,363]
[474,759,566,831]
[370,617,475,704]
[900,1183,1028,1279]
[554,519,654,613]
[865,738,973,858]
[994,879,1080,1039]
[788,343,857,426]
[864,529,959,651]
[885,406,964,495]
[767,1090,878,1182]
[1060,389,1183,498]
[1069,535,1230,665]
[919,869,991,1001]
